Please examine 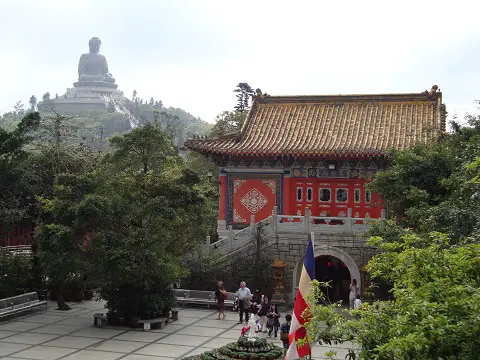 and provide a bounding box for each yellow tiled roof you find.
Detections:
[186,91,445,157]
